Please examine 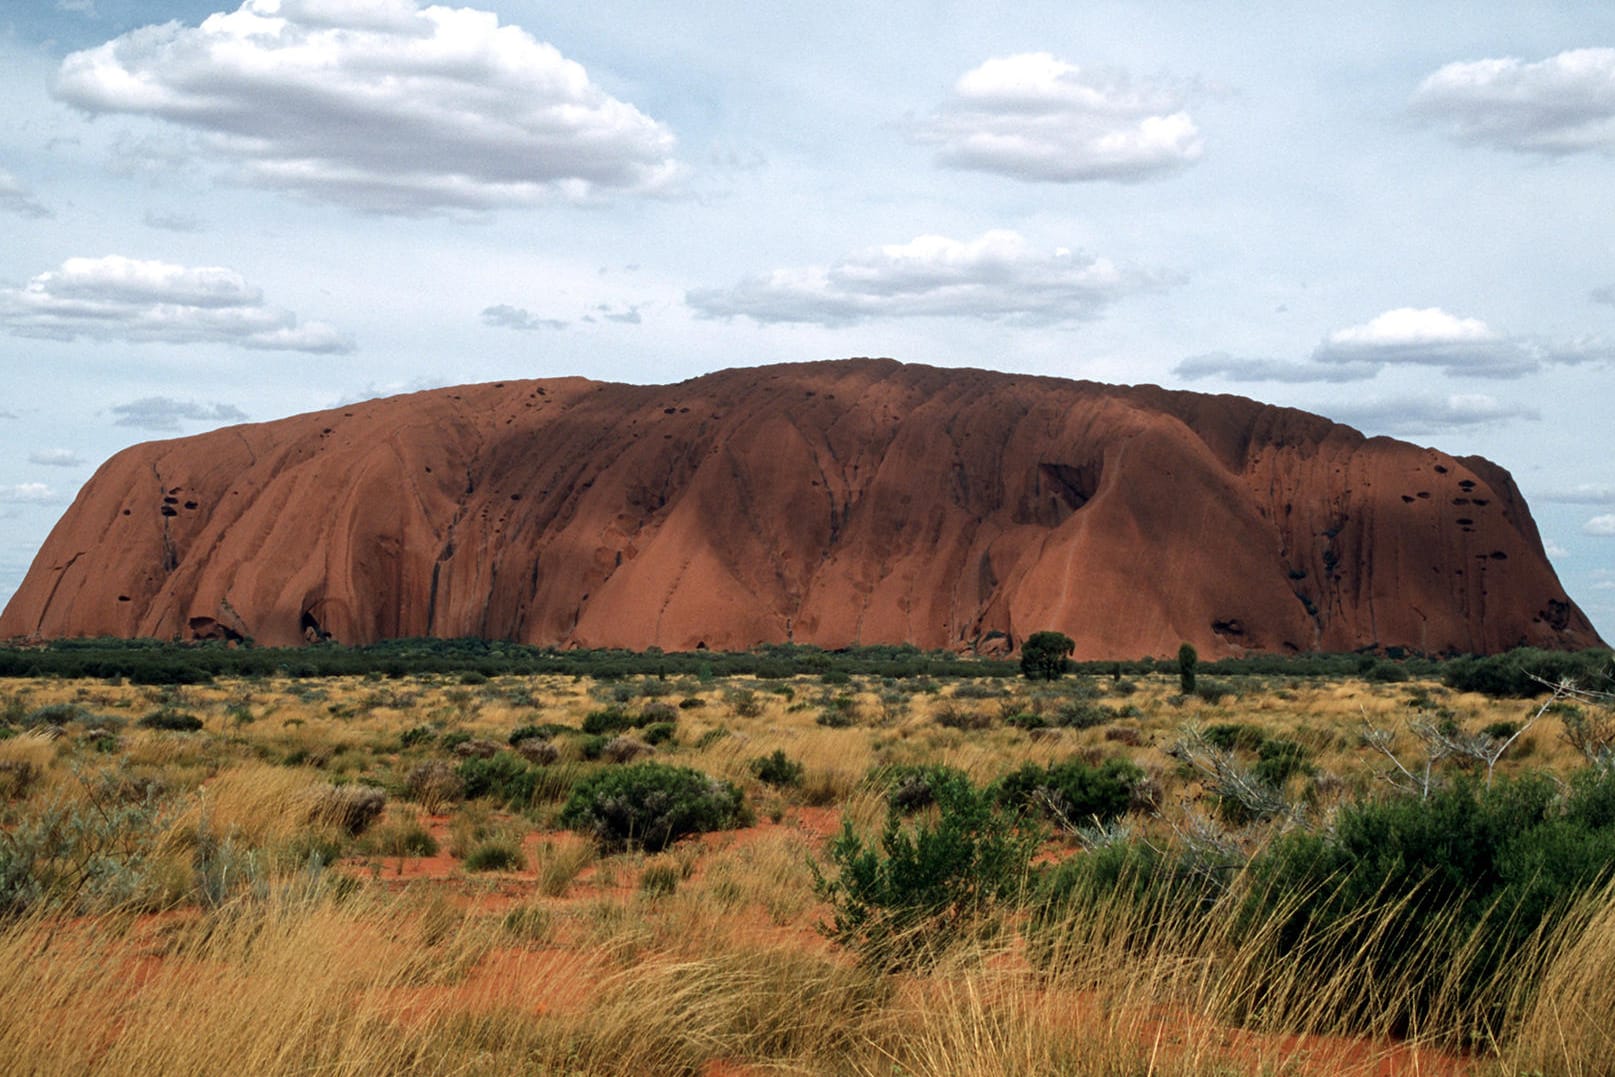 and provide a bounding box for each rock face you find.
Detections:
[1,358,1602,656]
